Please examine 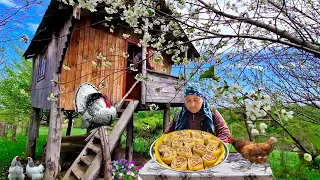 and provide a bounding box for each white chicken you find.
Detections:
[8,156,25,180]
[26,157,44,180]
